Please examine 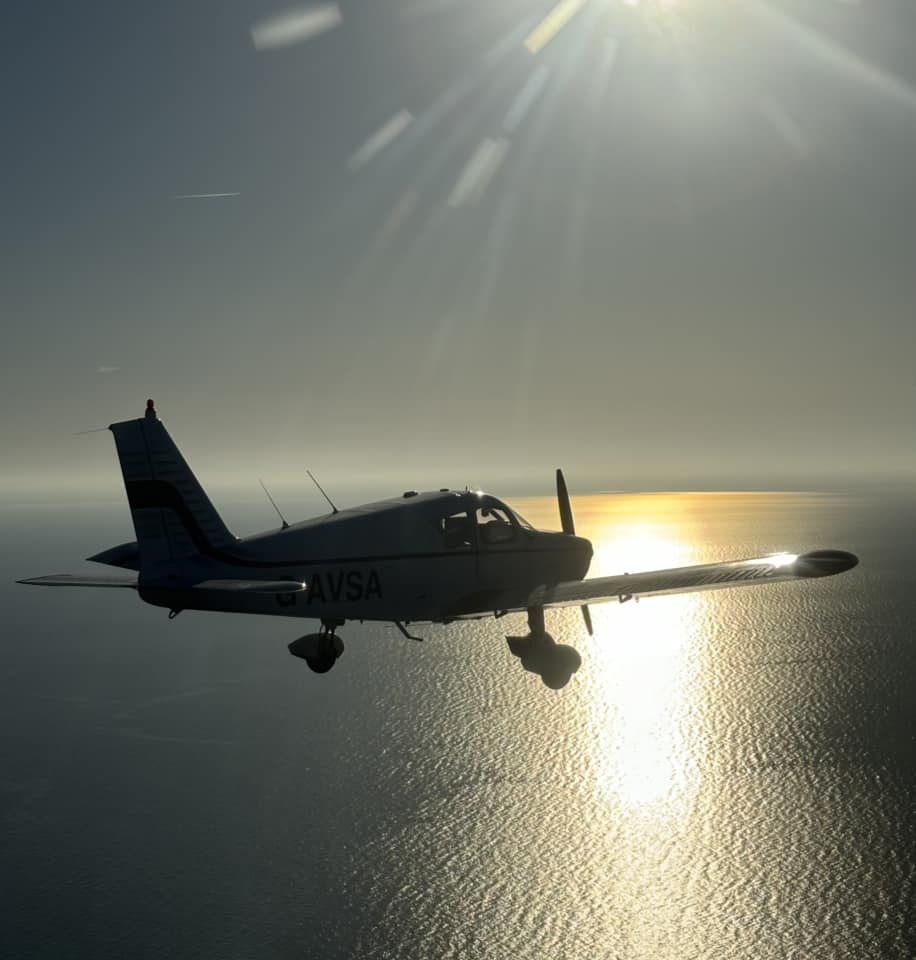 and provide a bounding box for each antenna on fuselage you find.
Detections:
[307,469,339,515]
[258,478,290,530]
